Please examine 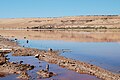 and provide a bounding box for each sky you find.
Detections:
[0,0,120,18]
